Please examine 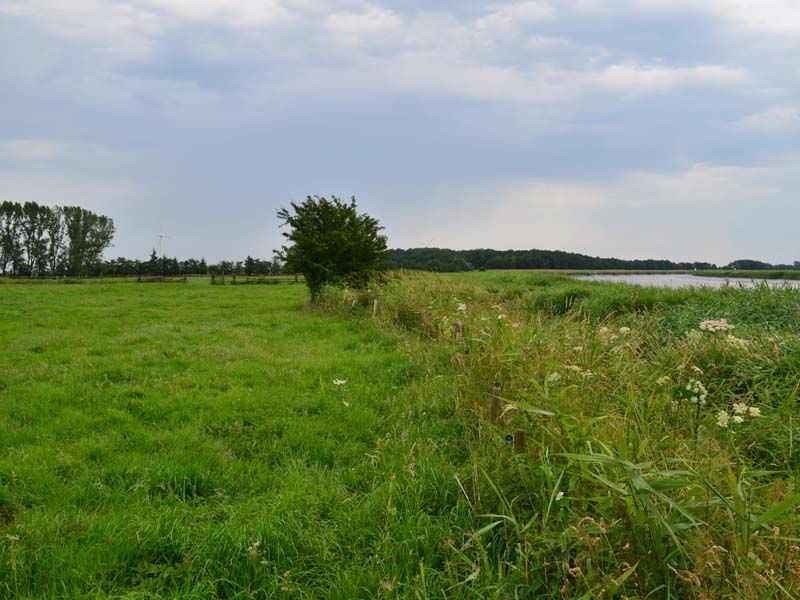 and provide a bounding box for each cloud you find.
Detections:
[736,106,800,131]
